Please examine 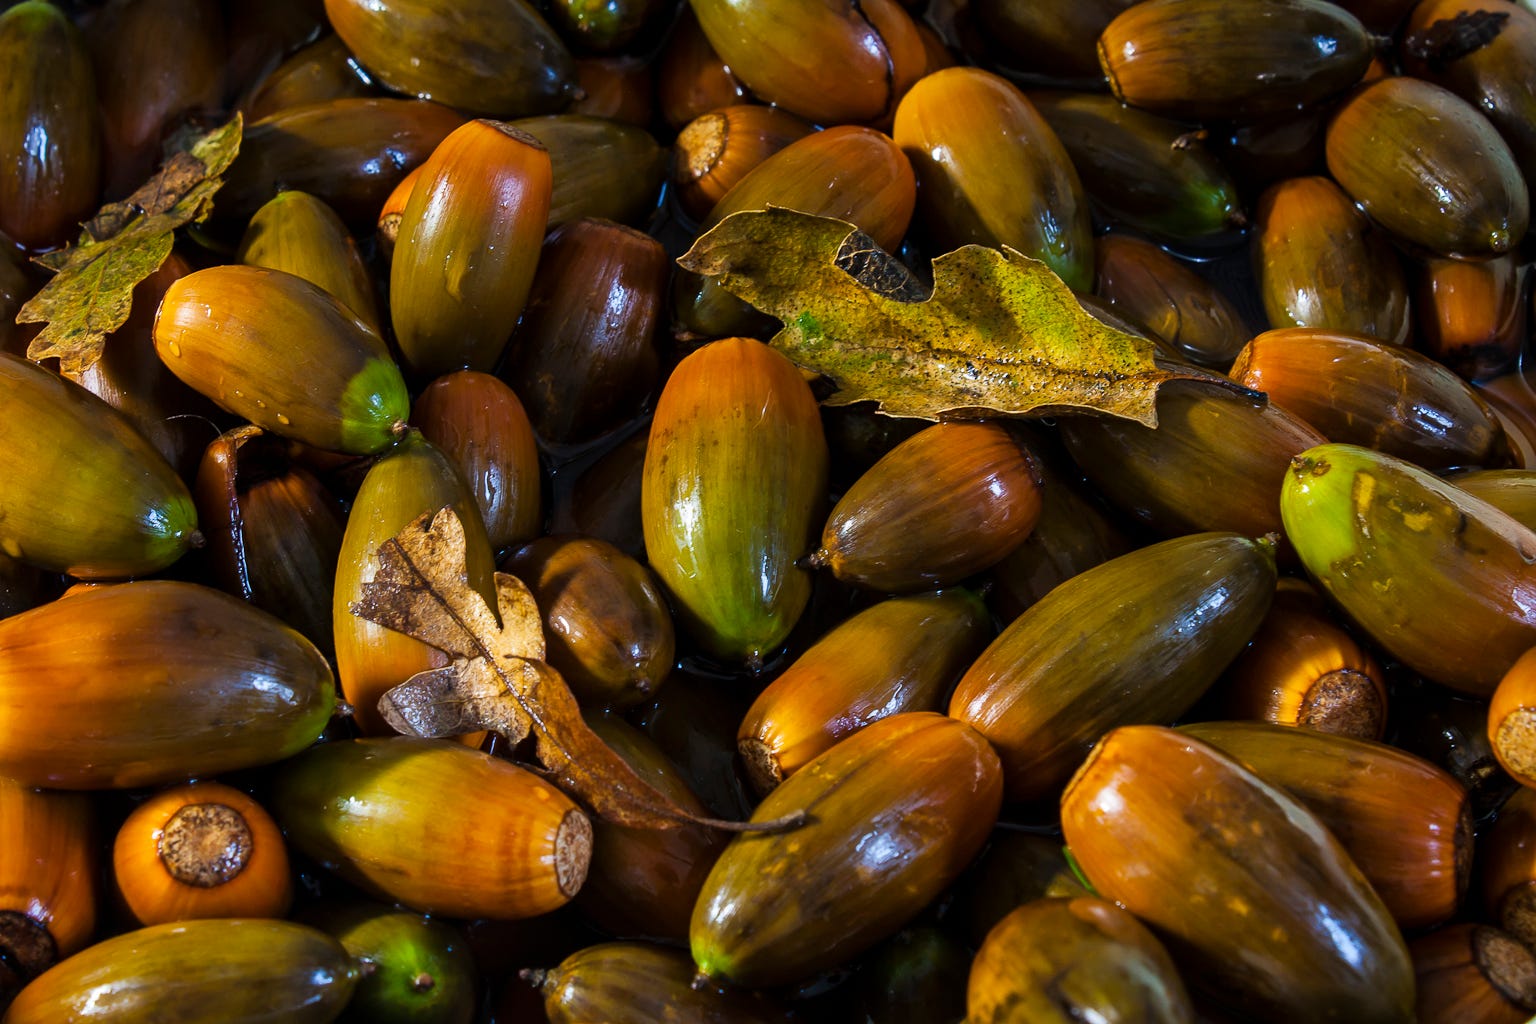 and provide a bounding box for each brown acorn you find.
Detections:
[975,0,1138,82]
[1094,233,1250,367]
[1412,923,1536,1024]
[0,1,101,251]
[324,0,576,117]
[374,163,420,264]
[1214,580,1387,740]
[546,0,670,54]
[391,119,552,377]
[511,115,667,229]
[240,34,374,123]
[813,422,1043,593]
[1182,720,1471,931]
[501,218,667,445]
[0,780,96,1003]
[1252,176,1411,344]
[1061,725,1415,1023]
[1480,373,1536,469]
[1416,253,1528,382]
[672,105,814,223]
[894,67,1093,291]
[1229,328,1508,470]
[654,7,748,131]
[738,588,992,793]
[412,371,542,553]
[532,942,787,1024]
[1481,786,1536,949]
[221,0,330,107]
[568,57,653,127]
[502,536,674,709]
[1097,0,1374,120]
[238,190,381,333]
